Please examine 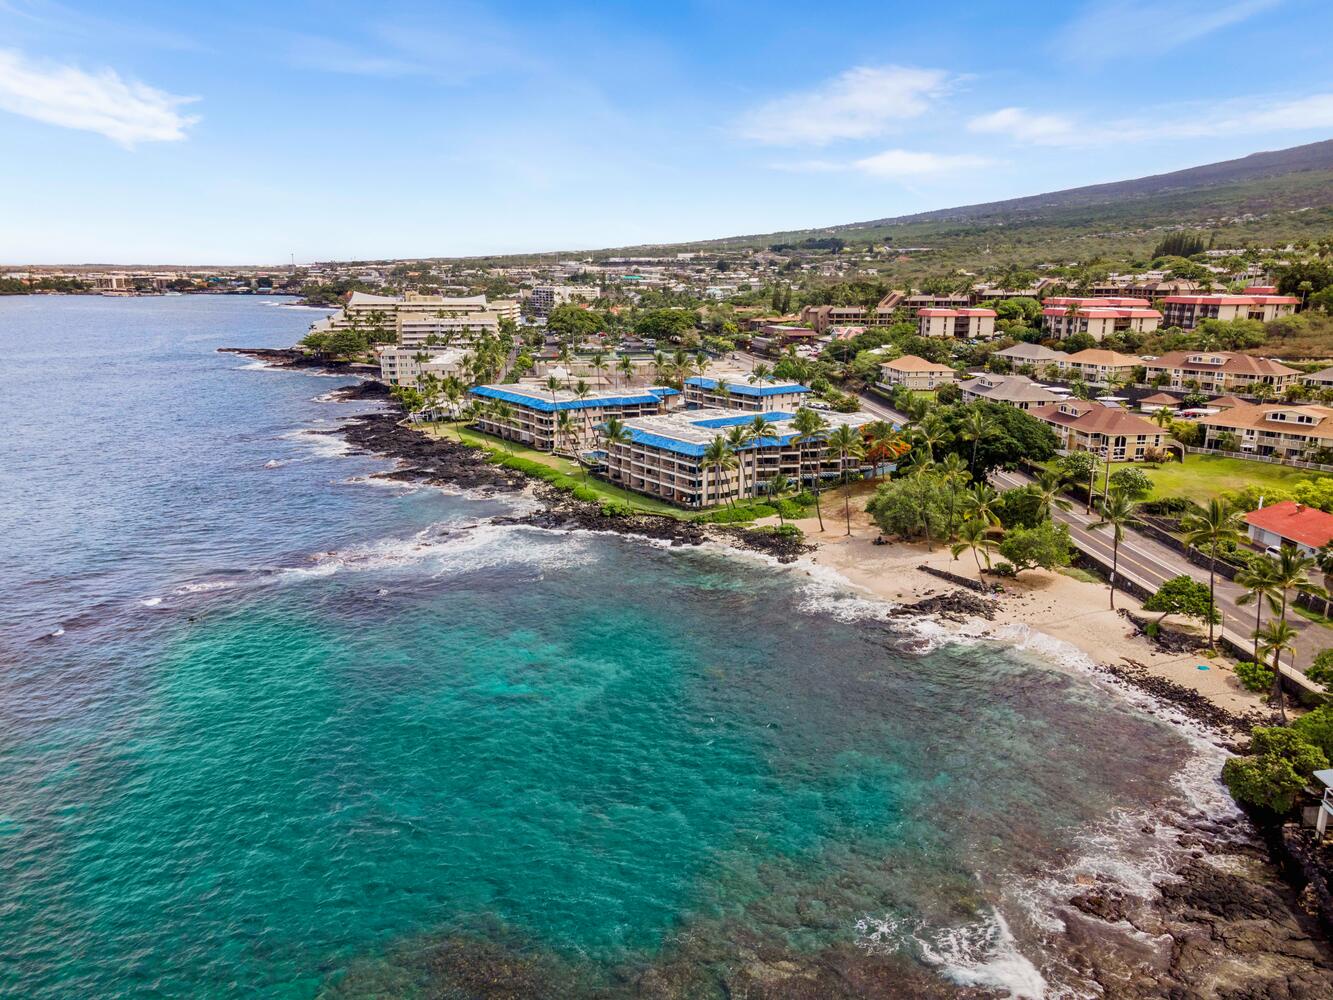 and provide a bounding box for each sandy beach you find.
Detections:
[774,481,1270,719]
